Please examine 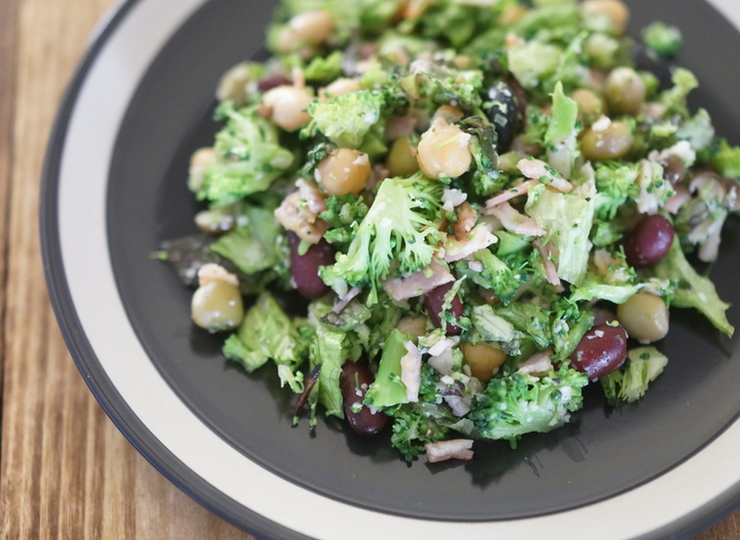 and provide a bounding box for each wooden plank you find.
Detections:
[0,0,256,537]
